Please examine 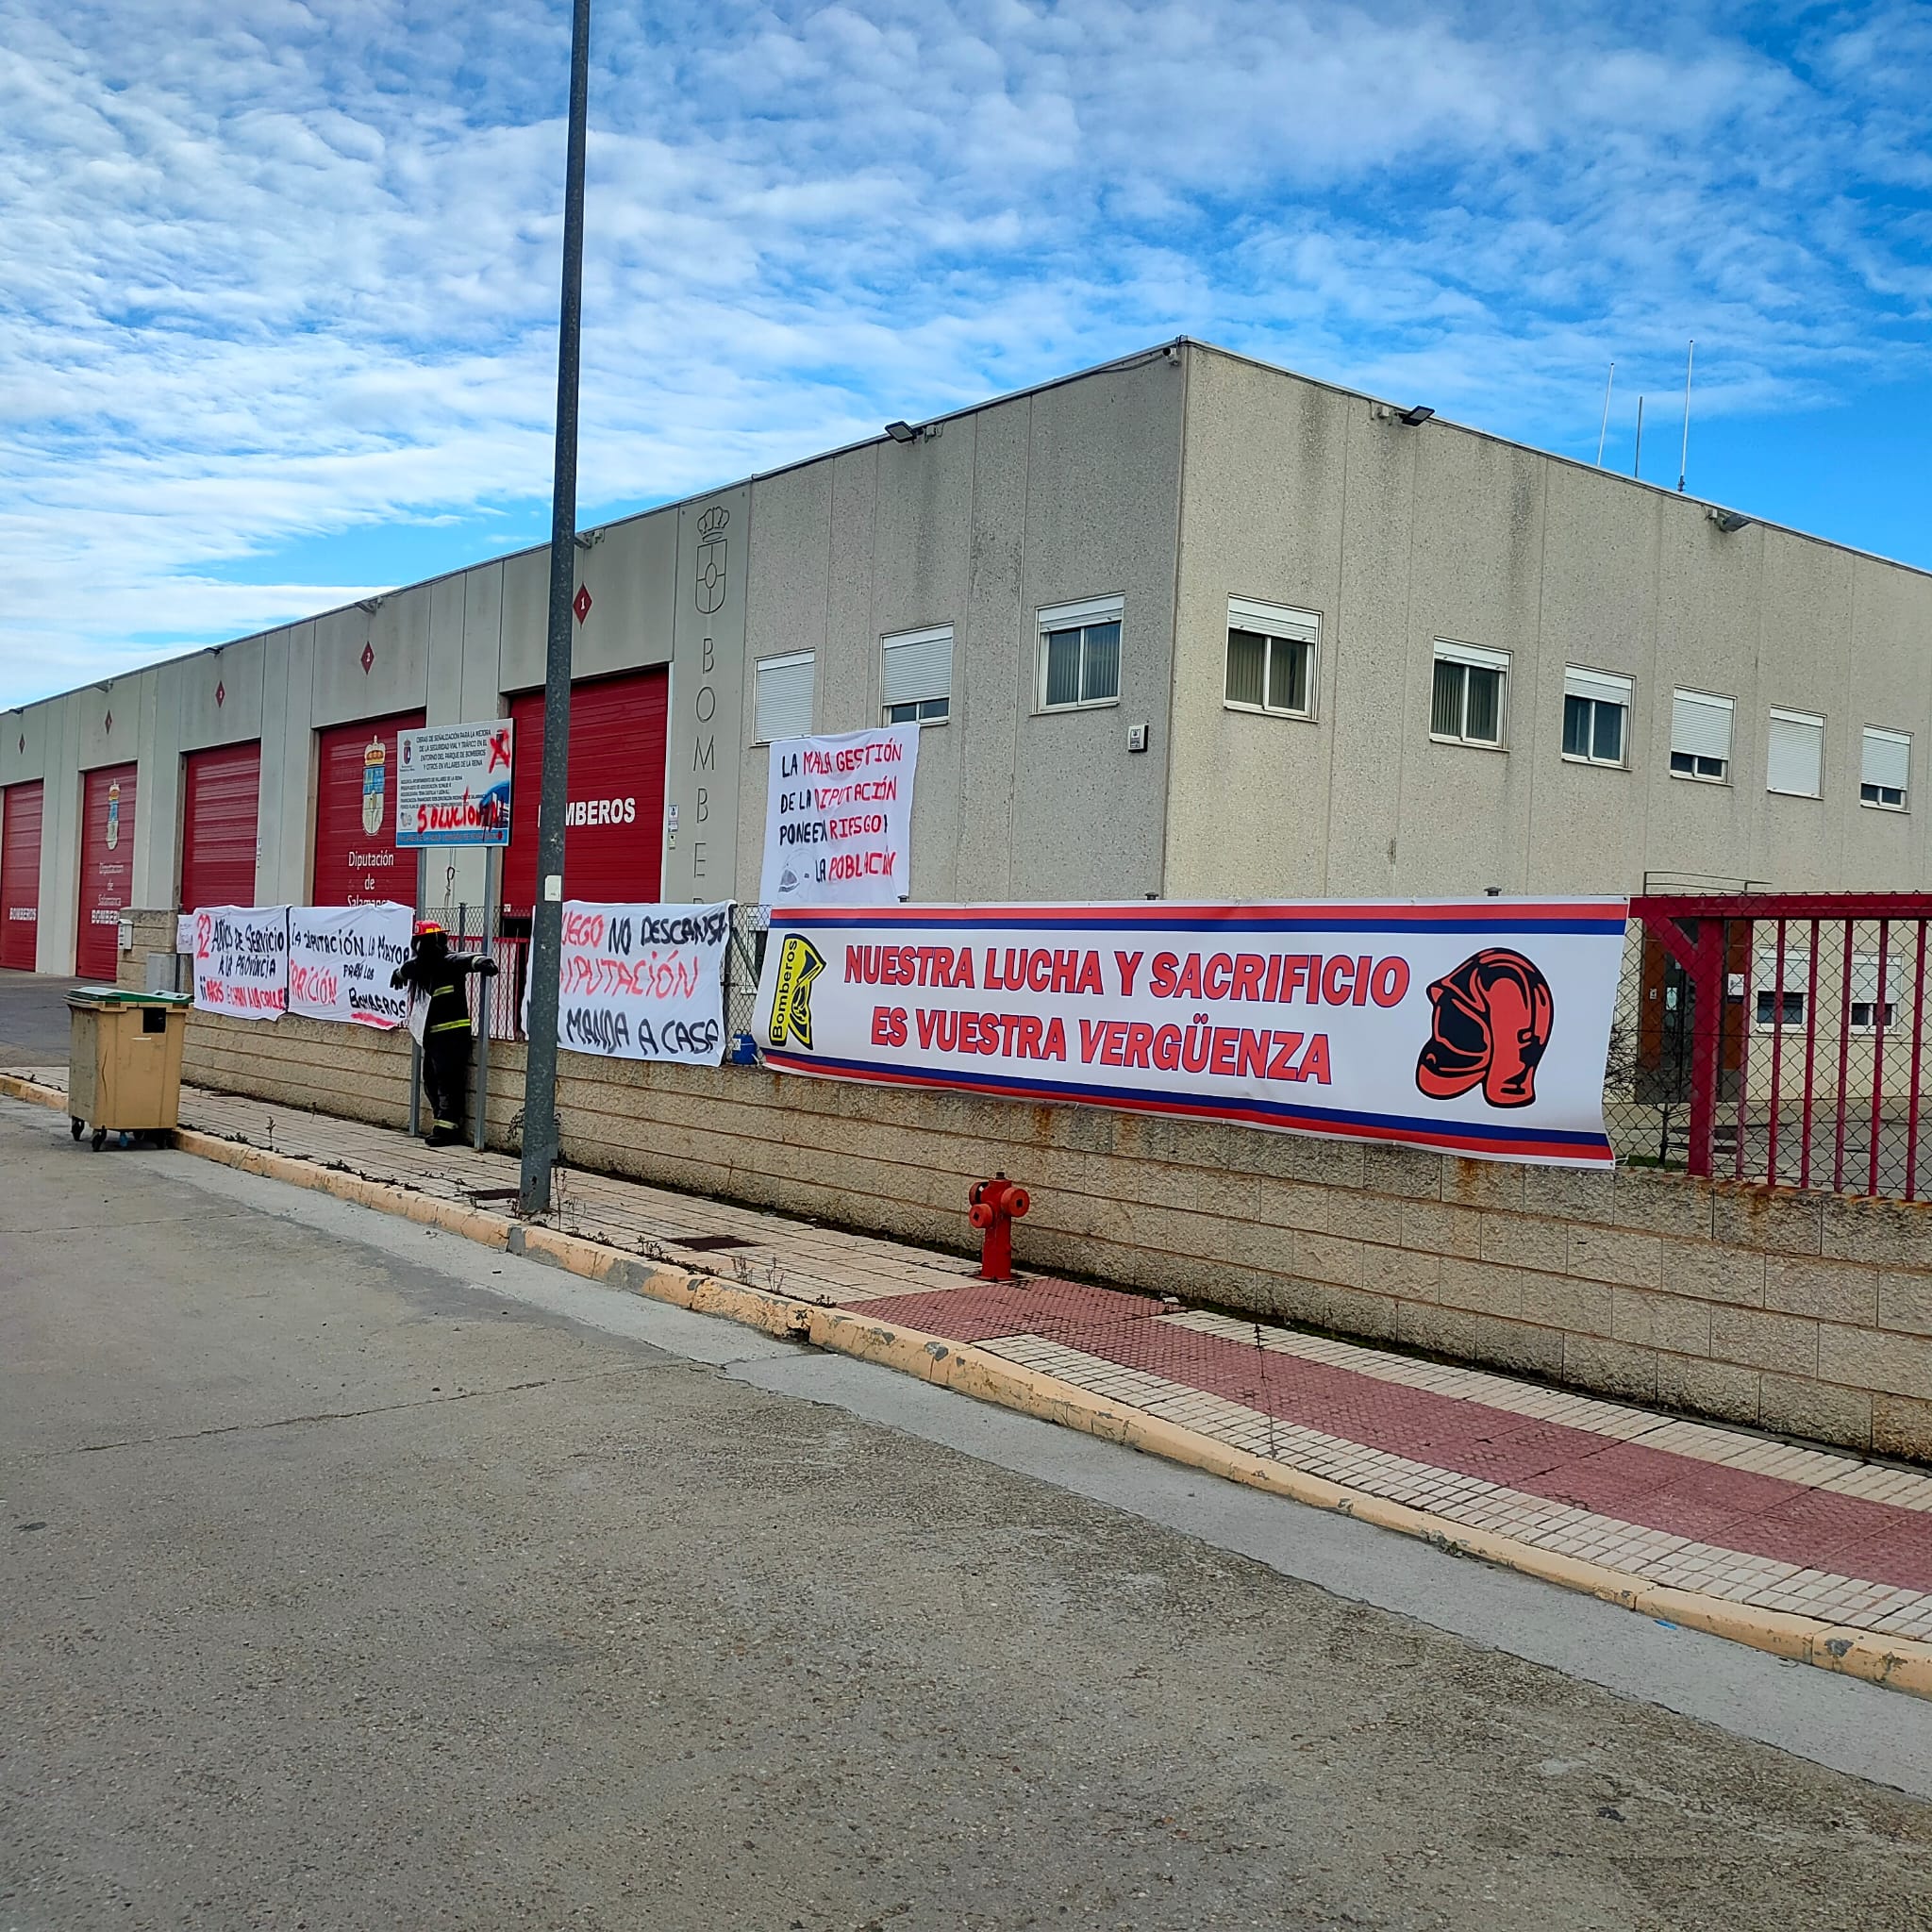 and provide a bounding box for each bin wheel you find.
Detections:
[70,1116,83,1141]
[91,1127,107,1153]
